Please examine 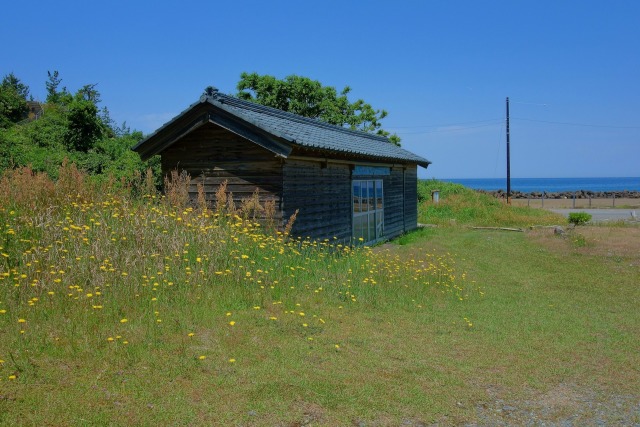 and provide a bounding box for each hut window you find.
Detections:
[352,179,384,244]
